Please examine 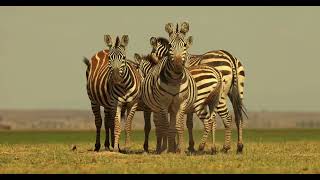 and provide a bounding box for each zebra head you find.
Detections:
[149,36,170,63]
[134,53,146,77]
[134,53,155,78]
[165,22,193,71]
[104,34,129,84]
